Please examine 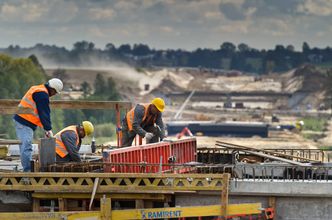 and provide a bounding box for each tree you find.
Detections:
[238,43,250,52]
[52,69,68,81]
[94,73,106,96]
[81,81,92,98]
[132,44,151,56]
[0,54,46,138]
[118,44,131,54]
[105,43,115,51]
[106,77,120,100]
[73,41,95,51]
[302,42,310,53]
[286,45,295,52]
[220,42,236,53]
